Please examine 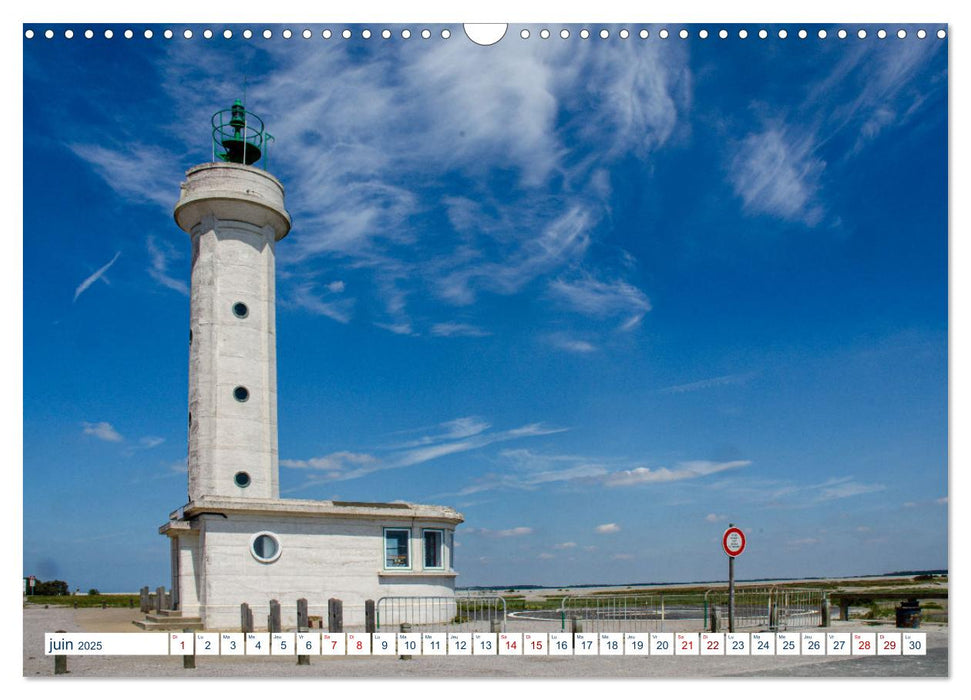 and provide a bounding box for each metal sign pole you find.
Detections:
[728,554,735,633]
[721,523,745,634]
[727,522,736,633]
